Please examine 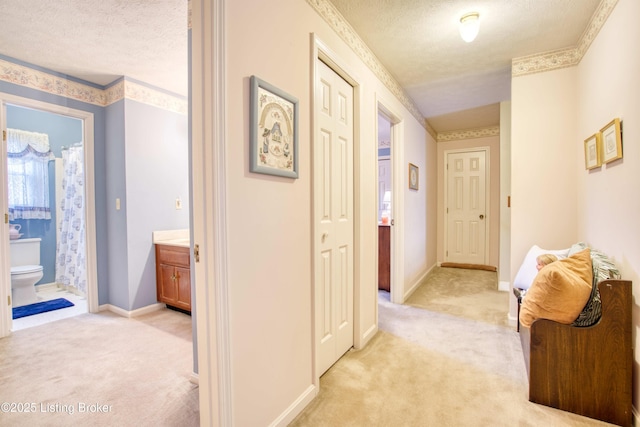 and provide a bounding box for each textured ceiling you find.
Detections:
[329,0,601,131]
[0,0,188,97]
[0,0,602,132]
